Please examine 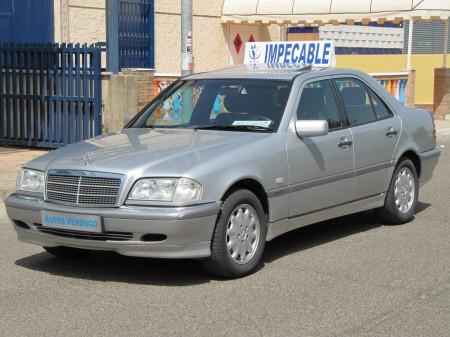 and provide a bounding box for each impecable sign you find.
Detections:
[244,41,335,67]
